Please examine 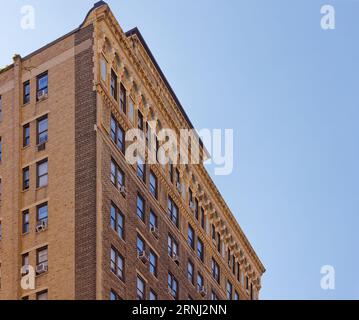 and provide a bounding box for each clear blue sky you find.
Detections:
[1,0,358,300]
